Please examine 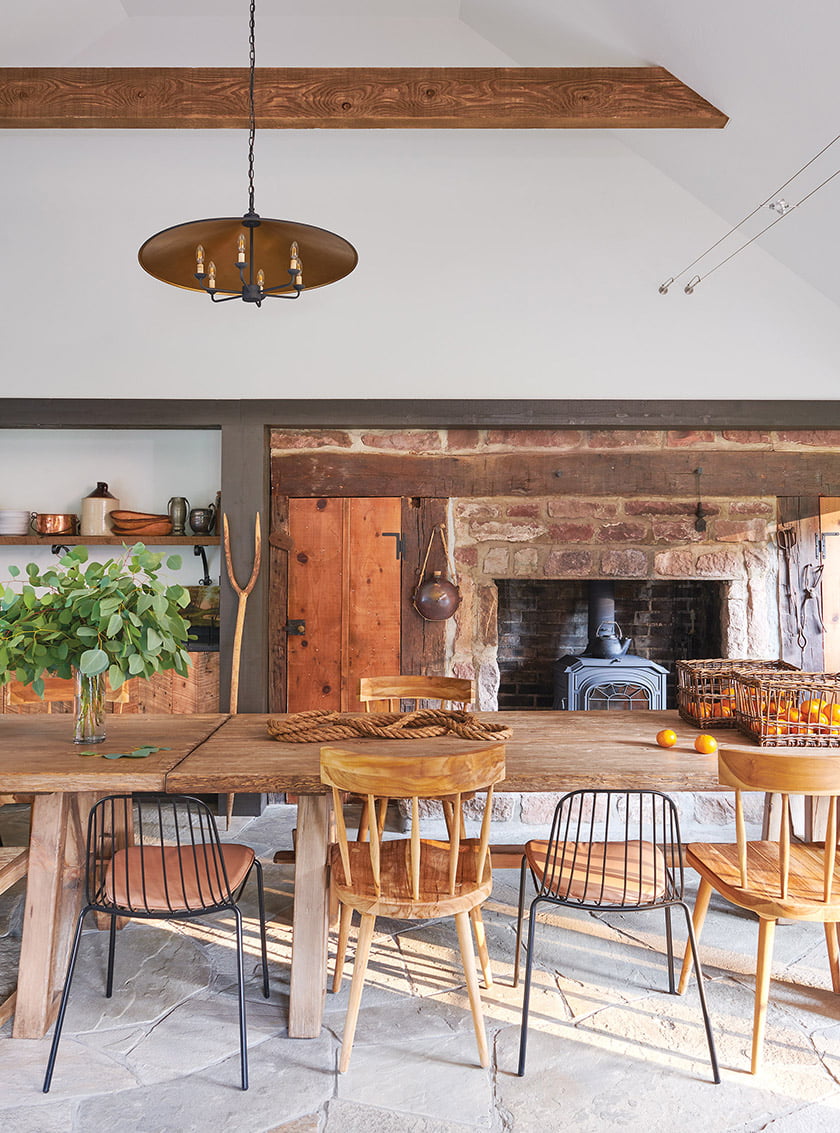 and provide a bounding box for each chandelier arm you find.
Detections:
[261,273,303,295]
